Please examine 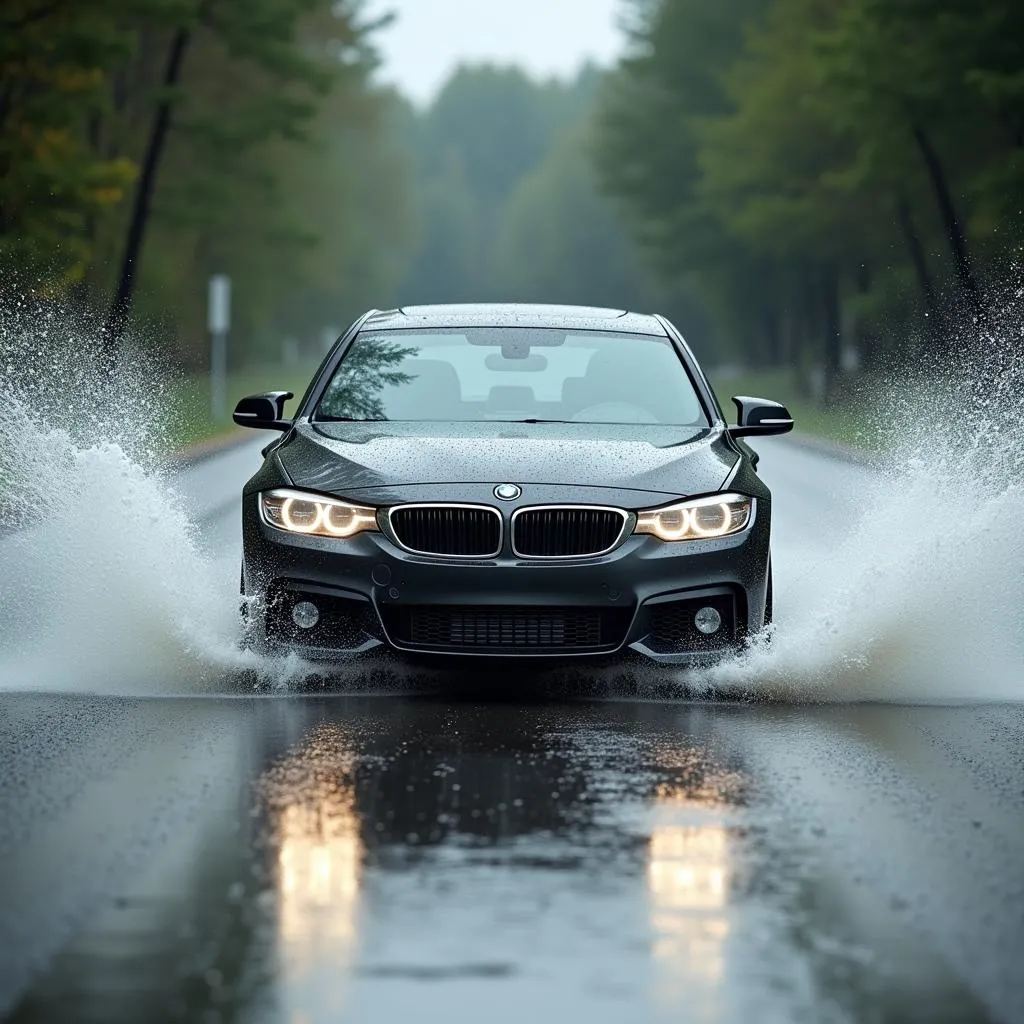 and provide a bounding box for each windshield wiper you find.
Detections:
[316,415,387,422]
[511,418,576,424]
